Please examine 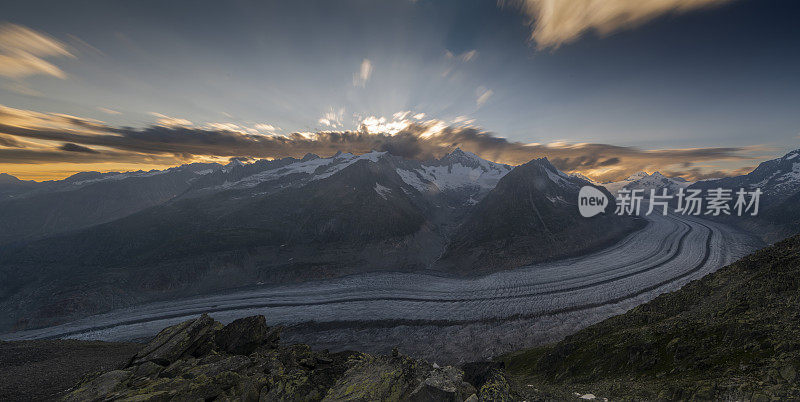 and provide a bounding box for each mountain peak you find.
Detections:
[782,148,800,161]
[0,172,21,184]
[444,147,480,160]
[440,147,490,170]
[625,171,650,181]
[449,147,466,156]
[570,172,596,183]
[301,153,320,162]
